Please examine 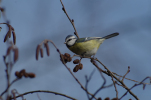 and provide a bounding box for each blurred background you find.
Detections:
[0,0,151,100]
